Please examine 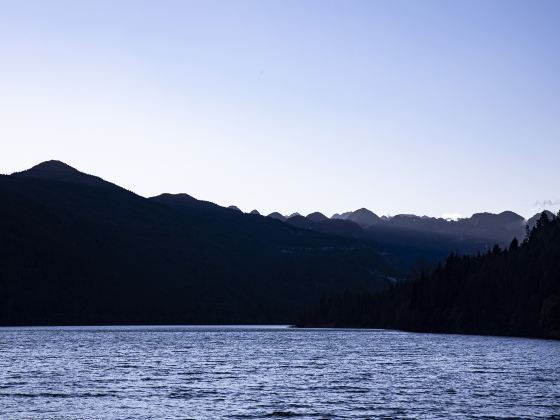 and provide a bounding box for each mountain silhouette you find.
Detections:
[1,160,546,327]
[306,212,329,223]
[269,206,530,270]
[12,160,120,189]
[527,210,555,230]
[267,212,286,221]
[298,212,560,339]
[0,161,395,326]
[330,208,526,242]
[333,208,381,226]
